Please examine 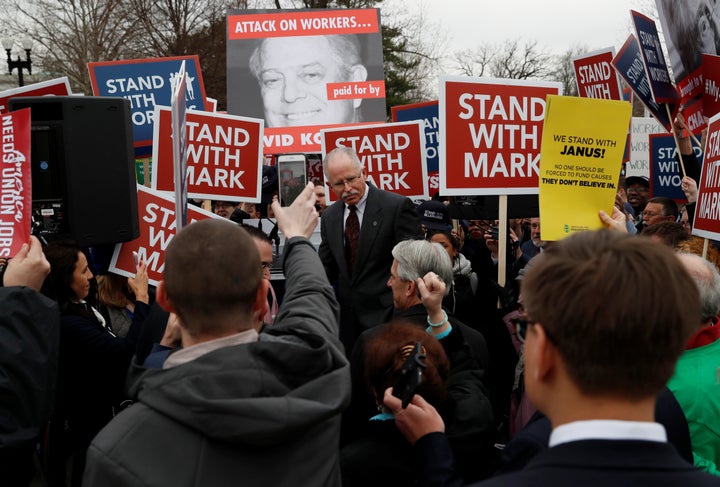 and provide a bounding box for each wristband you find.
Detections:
[426,309,448,328]
[426,323,452,340]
